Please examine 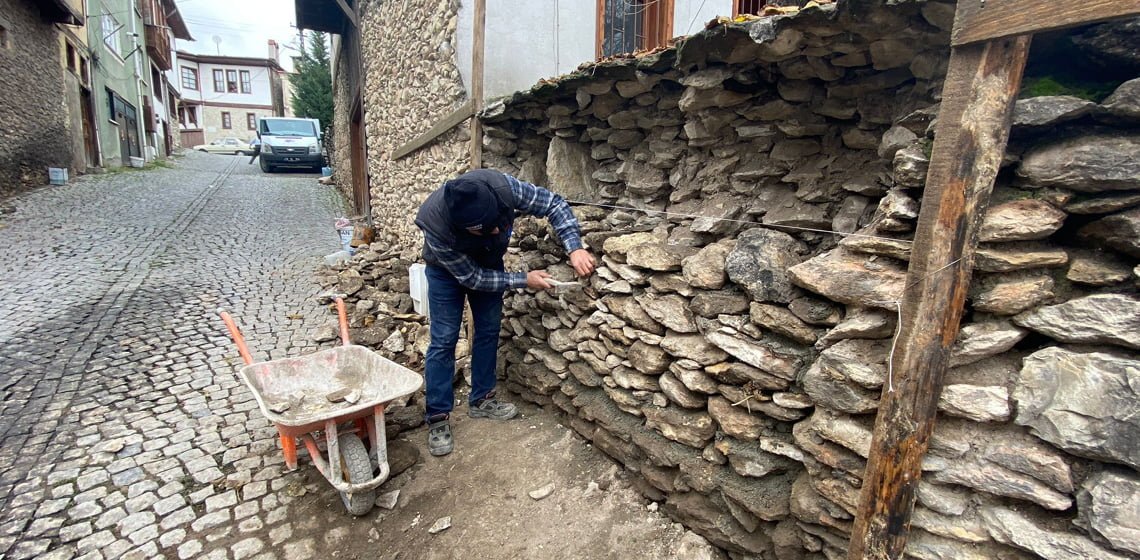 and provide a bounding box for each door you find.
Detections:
[180,129,205,147]
[350,99,370,219]
[80,89,98,167]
